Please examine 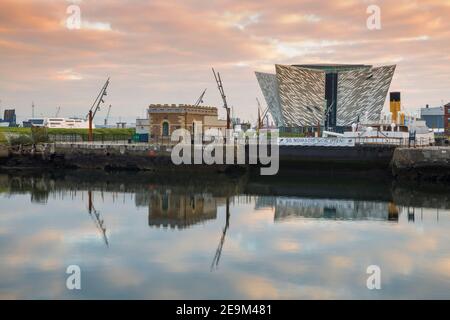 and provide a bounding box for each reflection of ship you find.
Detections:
[256,196,399,222]
[148,189,226,229]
